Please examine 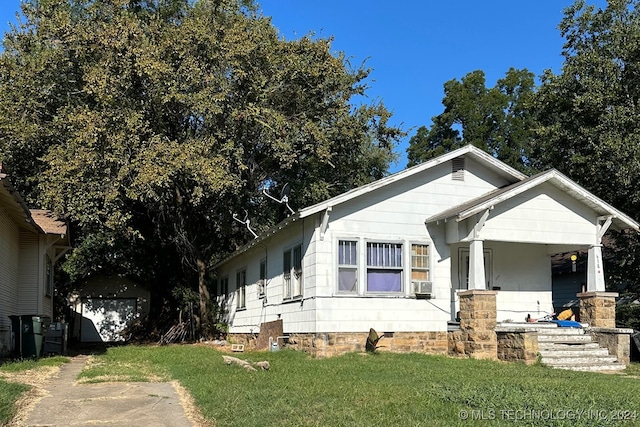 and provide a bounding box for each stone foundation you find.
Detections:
[285,331,448,358]
[495,329,539,364]
[578,292,618,328]
[588,327,633,365]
